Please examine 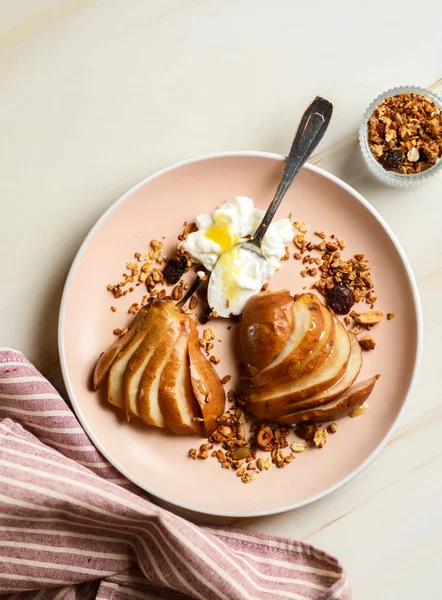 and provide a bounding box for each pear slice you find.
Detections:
[271,375,380,425]
[93,305,150,391]
[241,290,294,374]
[158,322,202,435]
[107,306,157,409]
[123,301,174,420]
[245,315,351,419]
[264,332,362,419]
[188,321,226,436]
[137,319,182,428]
